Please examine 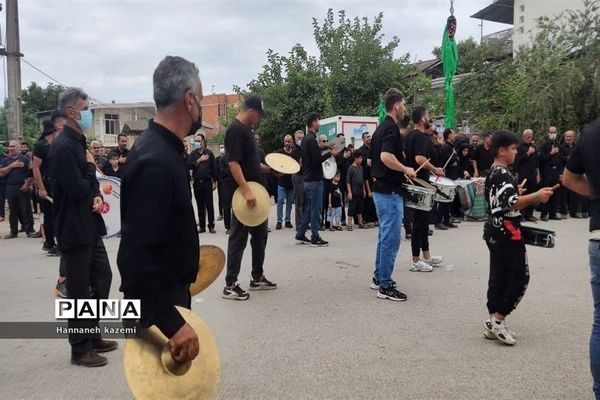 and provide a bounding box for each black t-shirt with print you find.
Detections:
[566,118,600,232]
[329,182,342,208]
[483,165,522,243]
[405,129,434,180]
[224,118,264,187]
[473,144,493,173]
